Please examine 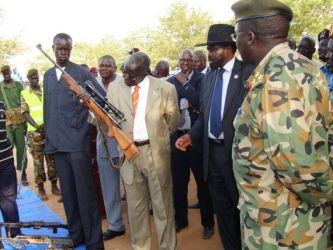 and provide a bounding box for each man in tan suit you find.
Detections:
[107,52,179,250]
